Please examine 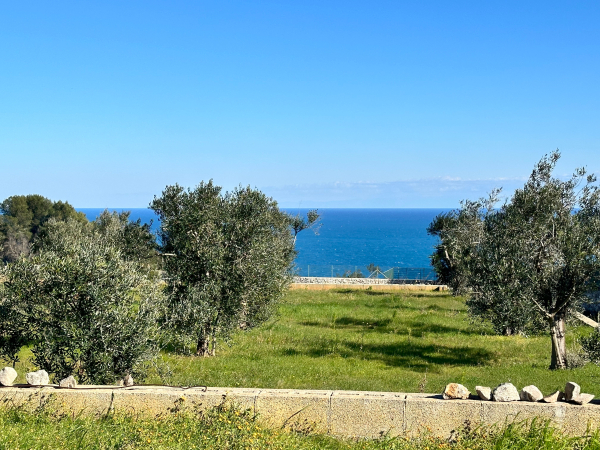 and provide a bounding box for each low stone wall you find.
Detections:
[292,277,447,291]
[1,386,599,438]
[294,276,439,285]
